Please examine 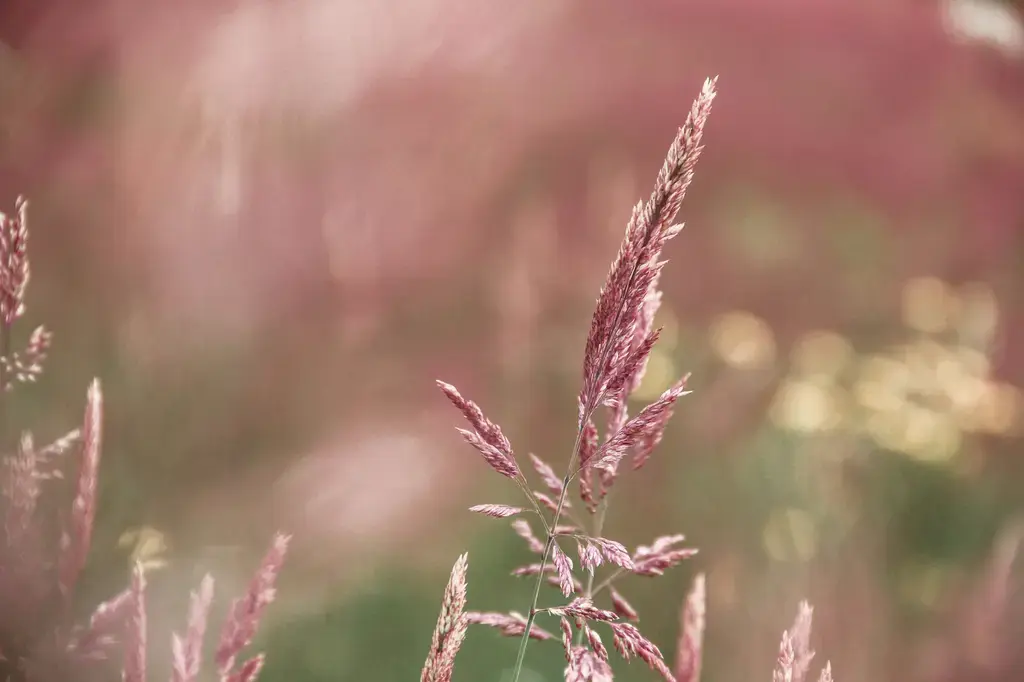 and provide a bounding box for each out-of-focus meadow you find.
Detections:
[2,0,1024,680]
